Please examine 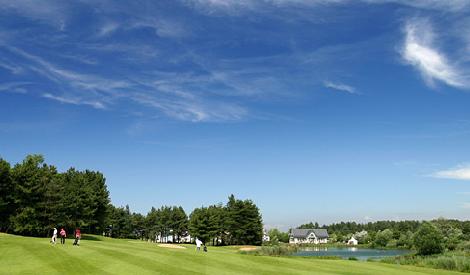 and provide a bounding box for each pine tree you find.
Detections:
[10,155,57,236]
[189,207,211,243]
[83,170,109,234]
[145,206,159,240]
[225,195,263,245]
[207,204,225,245]
[0,158,14,232]
[172,206,188,242]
